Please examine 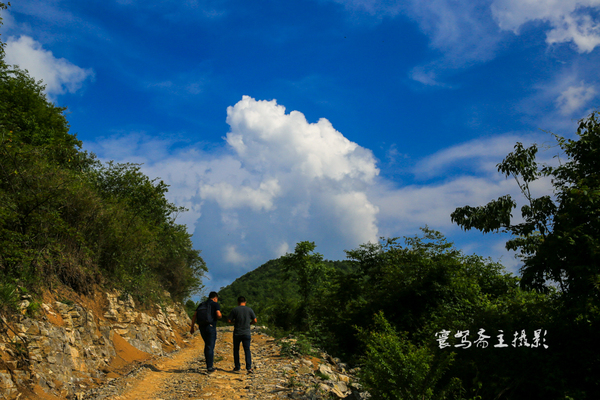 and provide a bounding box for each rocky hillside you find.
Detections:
[0,288,191,399]
[0,289,369,400]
